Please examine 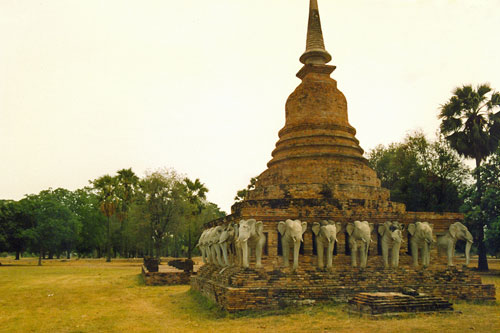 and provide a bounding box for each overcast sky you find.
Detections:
[1,0,500,213]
